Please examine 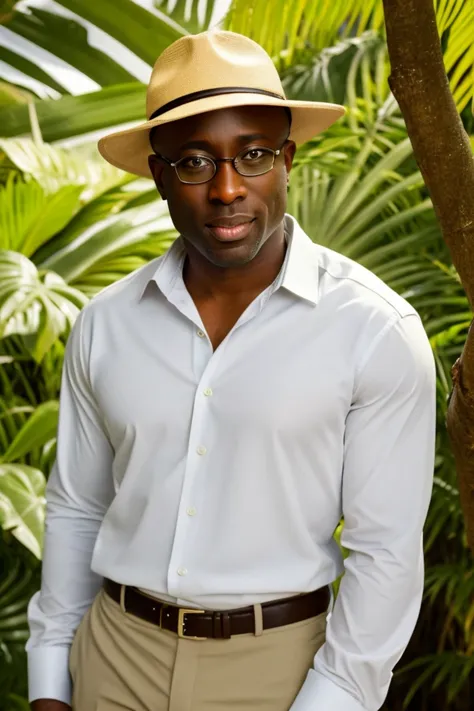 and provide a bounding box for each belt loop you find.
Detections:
[120,584,127,613]
[213,612,222,638]
[253,603,263,637]
[221,612,231,639]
